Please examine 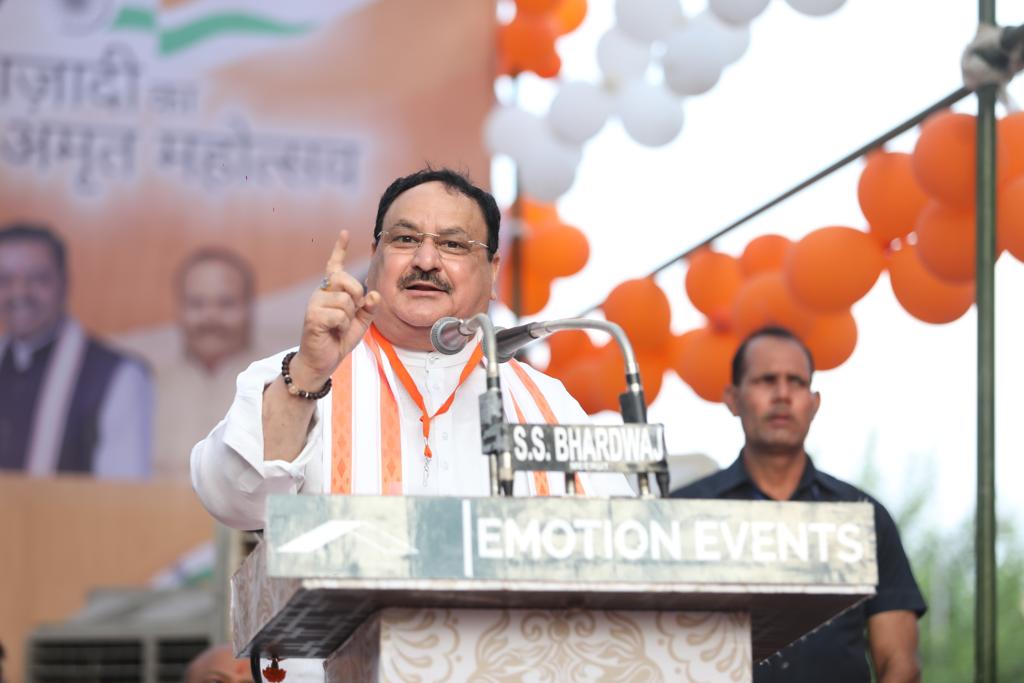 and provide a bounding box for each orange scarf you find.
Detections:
[329,330,584,496]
